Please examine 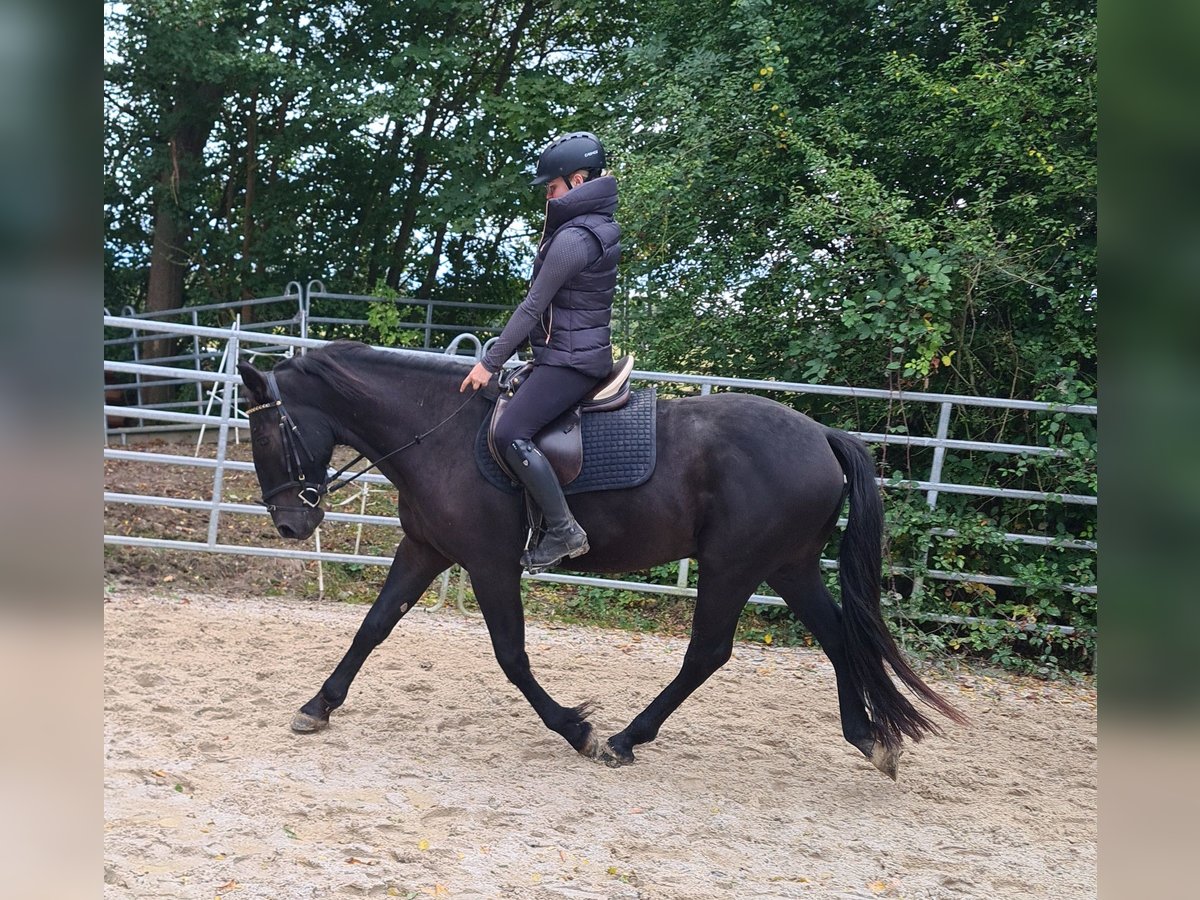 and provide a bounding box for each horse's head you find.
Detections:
[238,361,331,540]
